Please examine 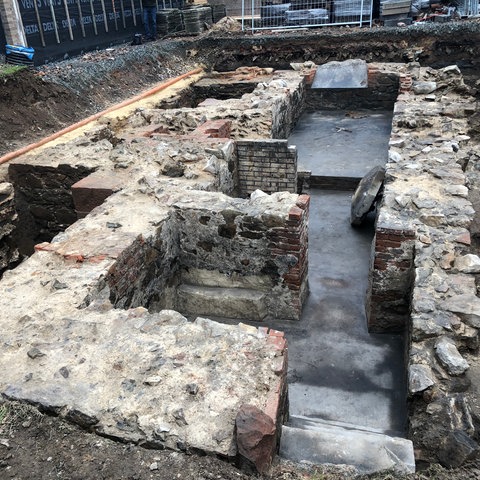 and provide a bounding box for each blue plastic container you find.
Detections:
[5,45,35,66]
